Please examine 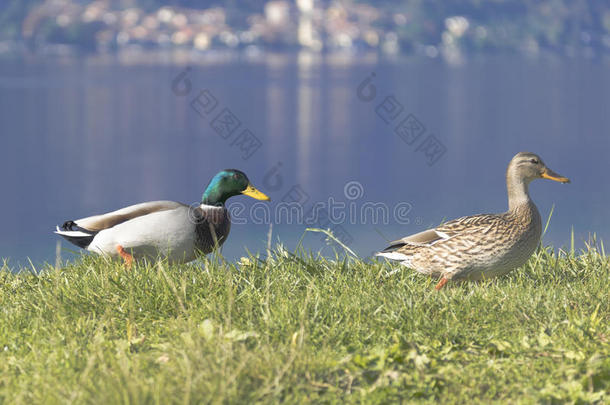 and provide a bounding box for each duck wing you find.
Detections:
[55,201,186,249]
[379,213,503,253]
